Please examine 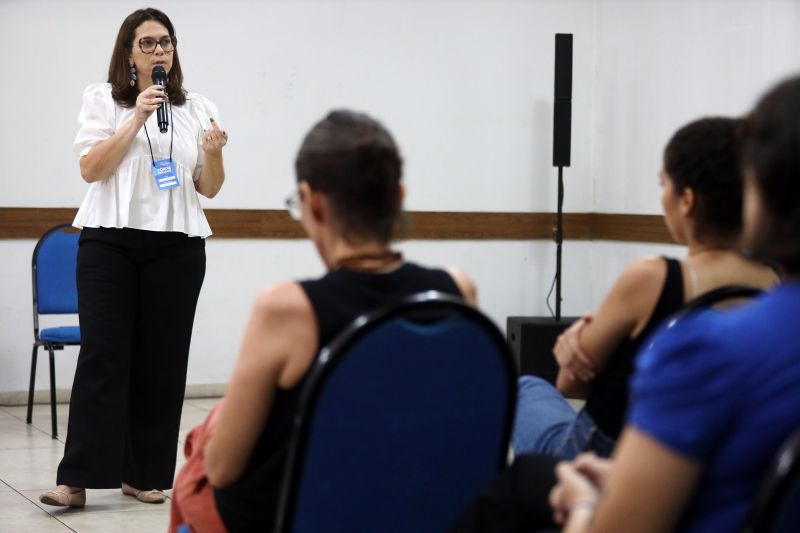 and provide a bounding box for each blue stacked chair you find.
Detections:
[28,223,81,438]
